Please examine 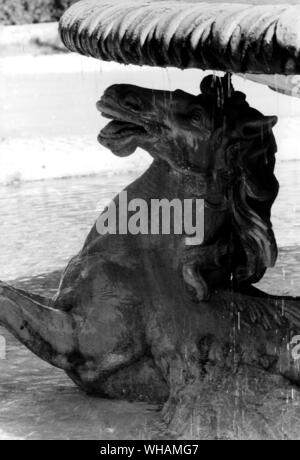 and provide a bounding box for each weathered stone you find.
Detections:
[59,0,300,74]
